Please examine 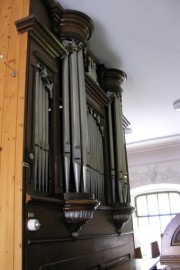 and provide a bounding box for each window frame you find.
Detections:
[135,191,180,233]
